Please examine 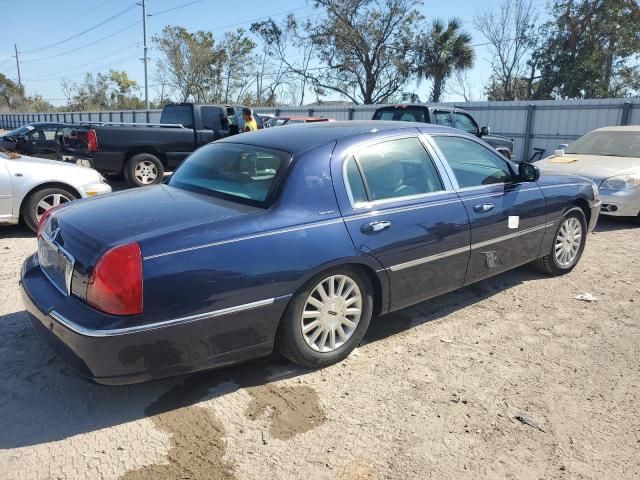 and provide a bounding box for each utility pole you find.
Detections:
[140,0,149,109]
[14,44,22,88]
[256,72,260,105]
